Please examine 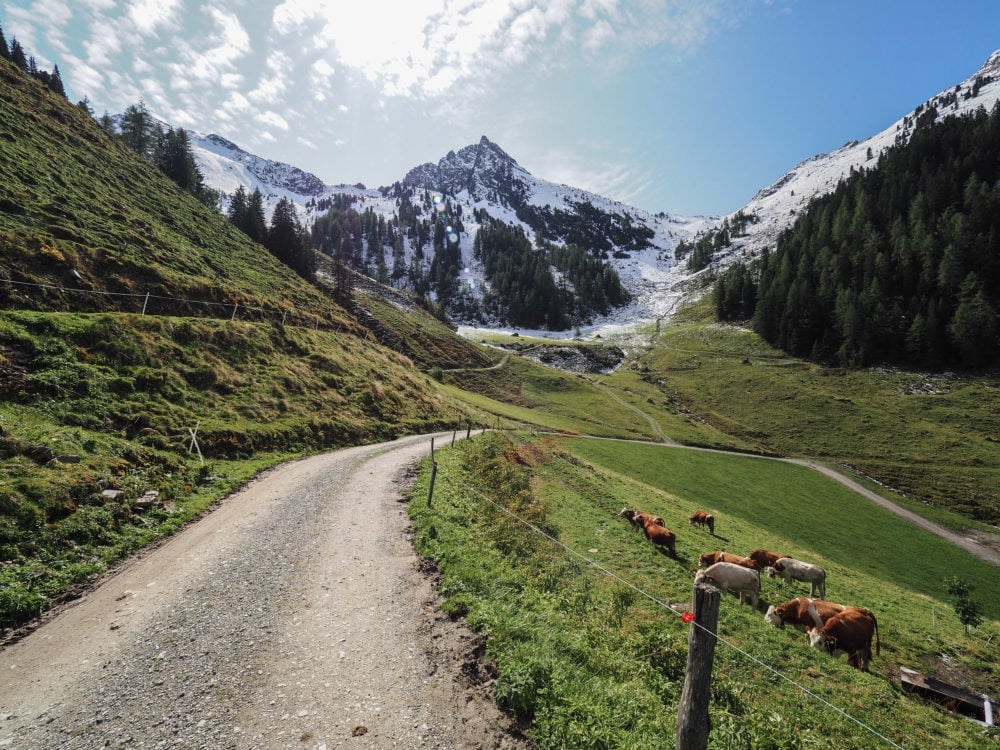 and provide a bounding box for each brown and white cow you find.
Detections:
[807,607,880,671]
[694,562,760,608]
[640,517,676,556]
[748,549,789,572]
[771,557,827,598]
[689,510,715,534]
[619,508,664,529]
[764,597,846,631]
